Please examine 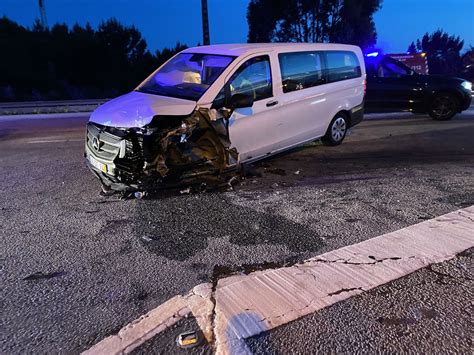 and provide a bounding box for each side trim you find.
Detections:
[240,134,323,165]
[350,103,364,127]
